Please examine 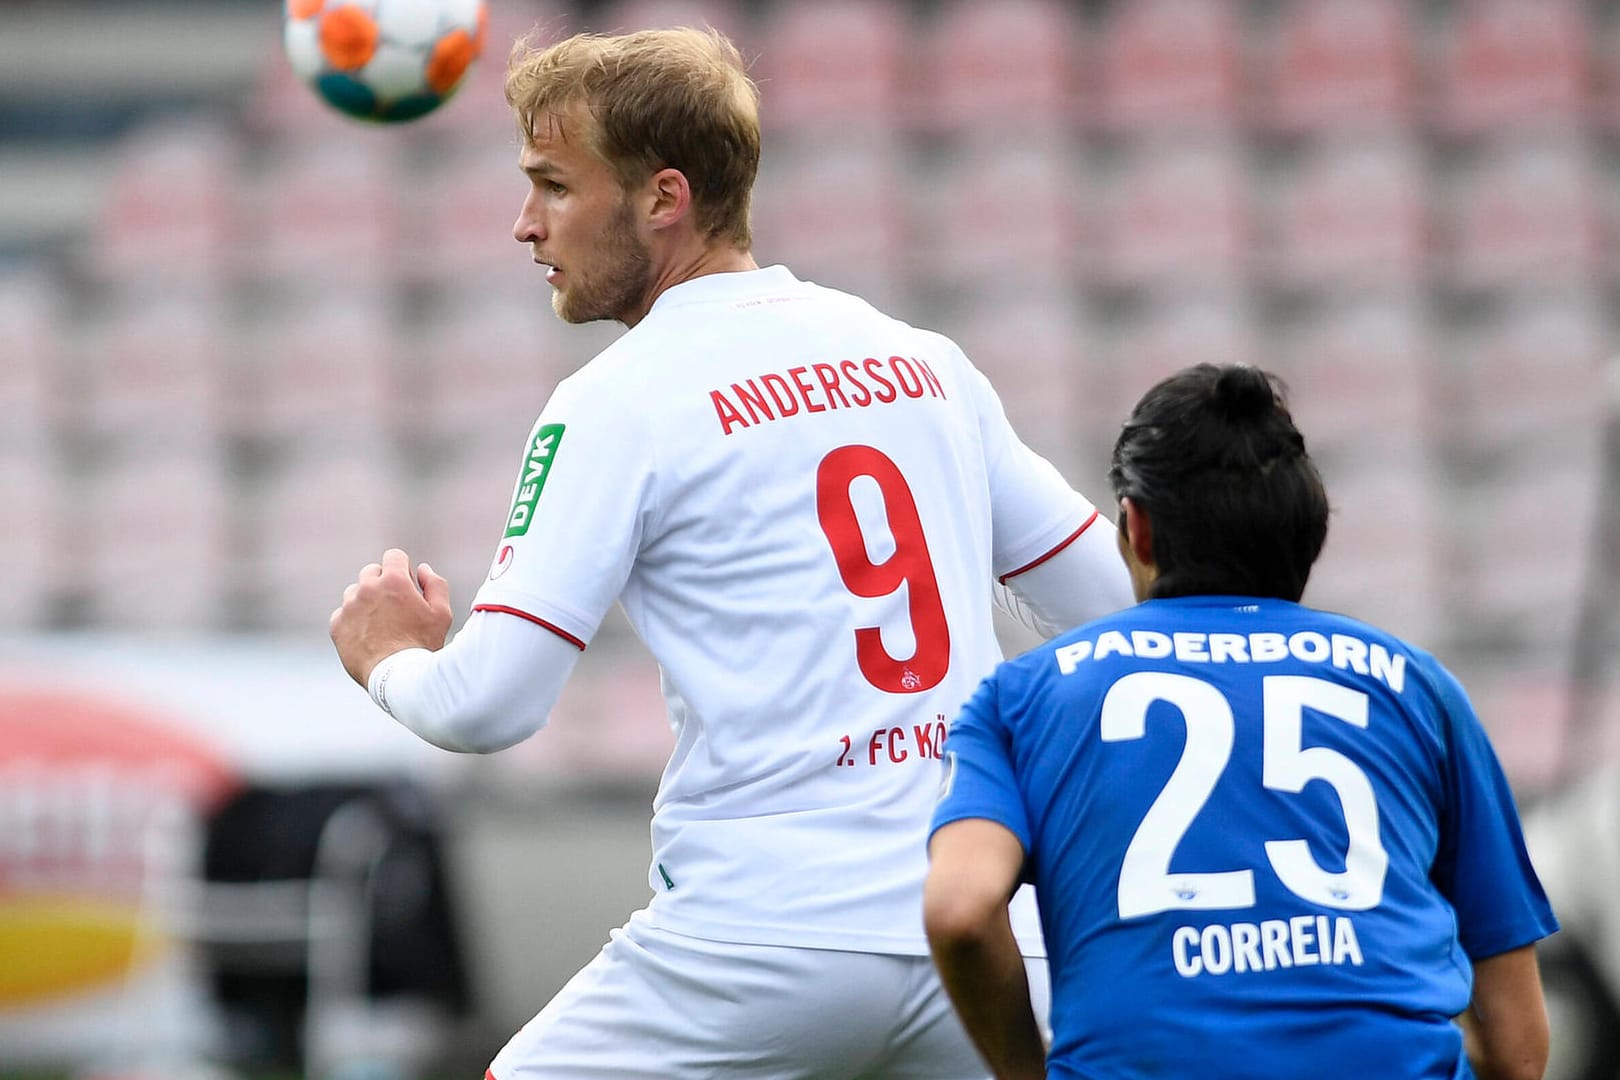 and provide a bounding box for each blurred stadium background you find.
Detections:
[2,0,1619,1076]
